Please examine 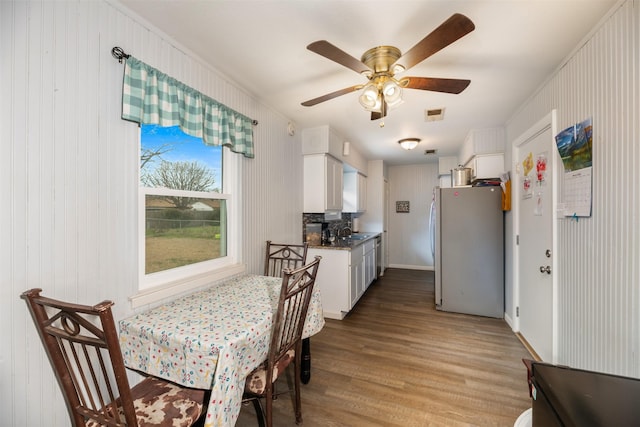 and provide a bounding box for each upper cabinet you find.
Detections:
[302,125,371,213]
[465,153,505,180]
[303,154,343,212]
[343,171,367,213]
[301,125,343,155]
[460,127,506,180]
[459,128,505,162]
[302,125,368,174]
